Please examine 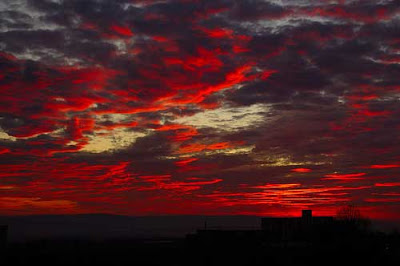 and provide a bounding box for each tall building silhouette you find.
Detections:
[261,210,334,241]
[0,225,8,249]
